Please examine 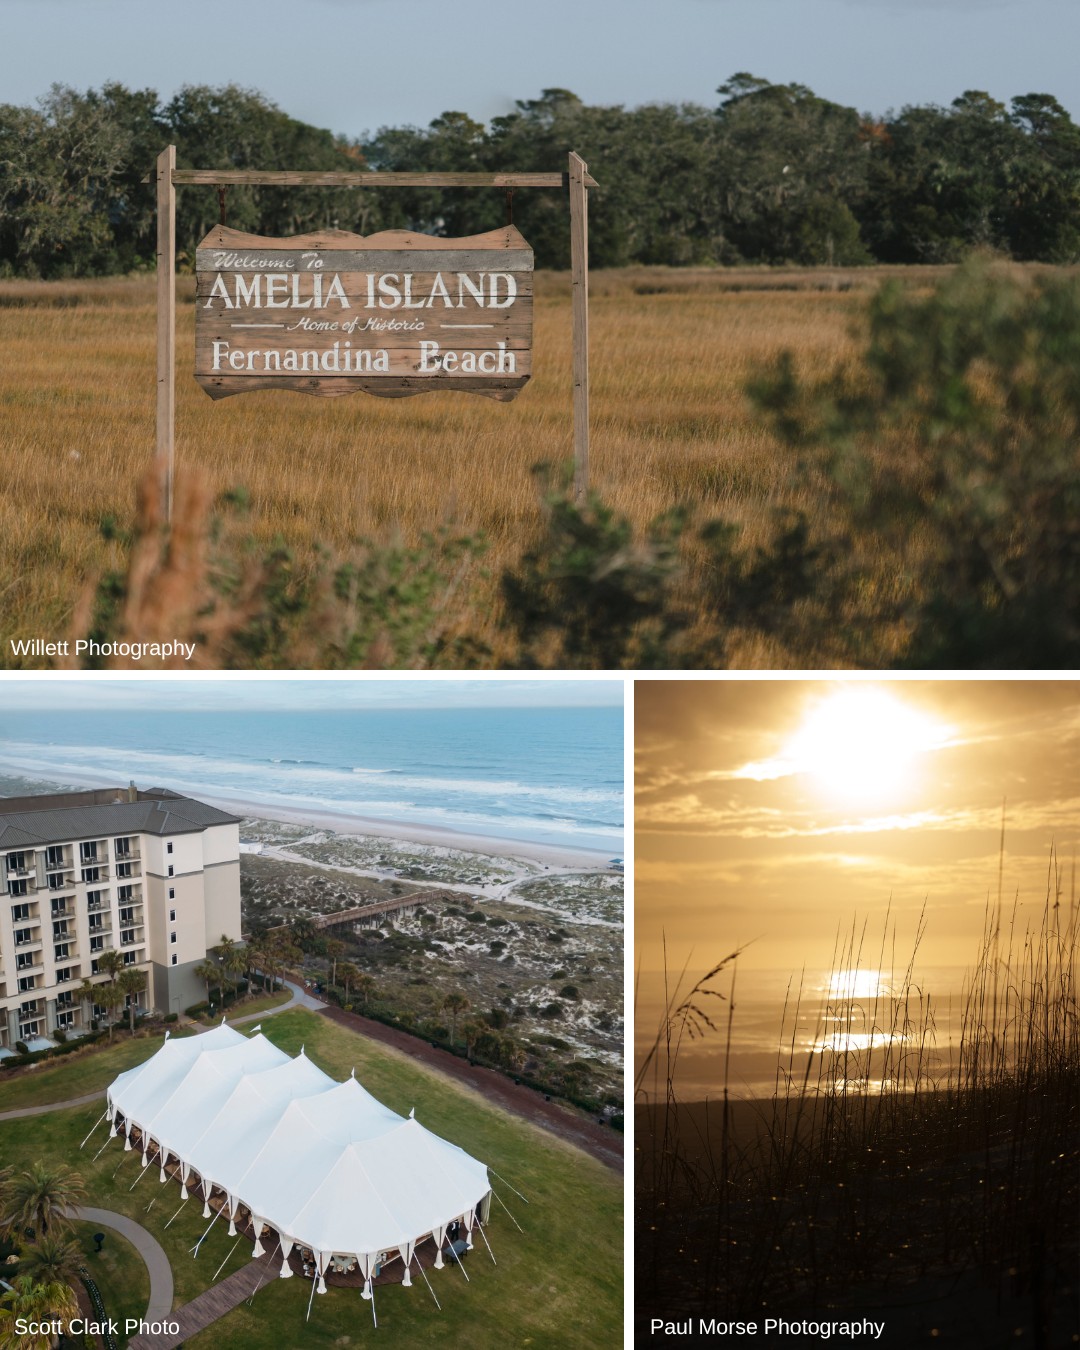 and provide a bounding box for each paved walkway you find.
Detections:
[128,1254,276,1350]
[73,1206,173,1323]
